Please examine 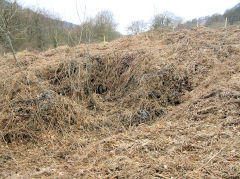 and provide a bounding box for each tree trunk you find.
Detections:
[5,32,20,68]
